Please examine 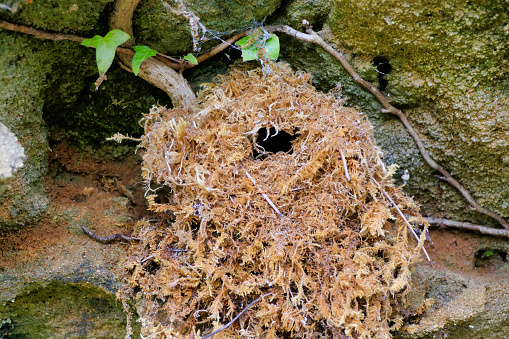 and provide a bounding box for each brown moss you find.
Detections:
[120,63,428,338]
